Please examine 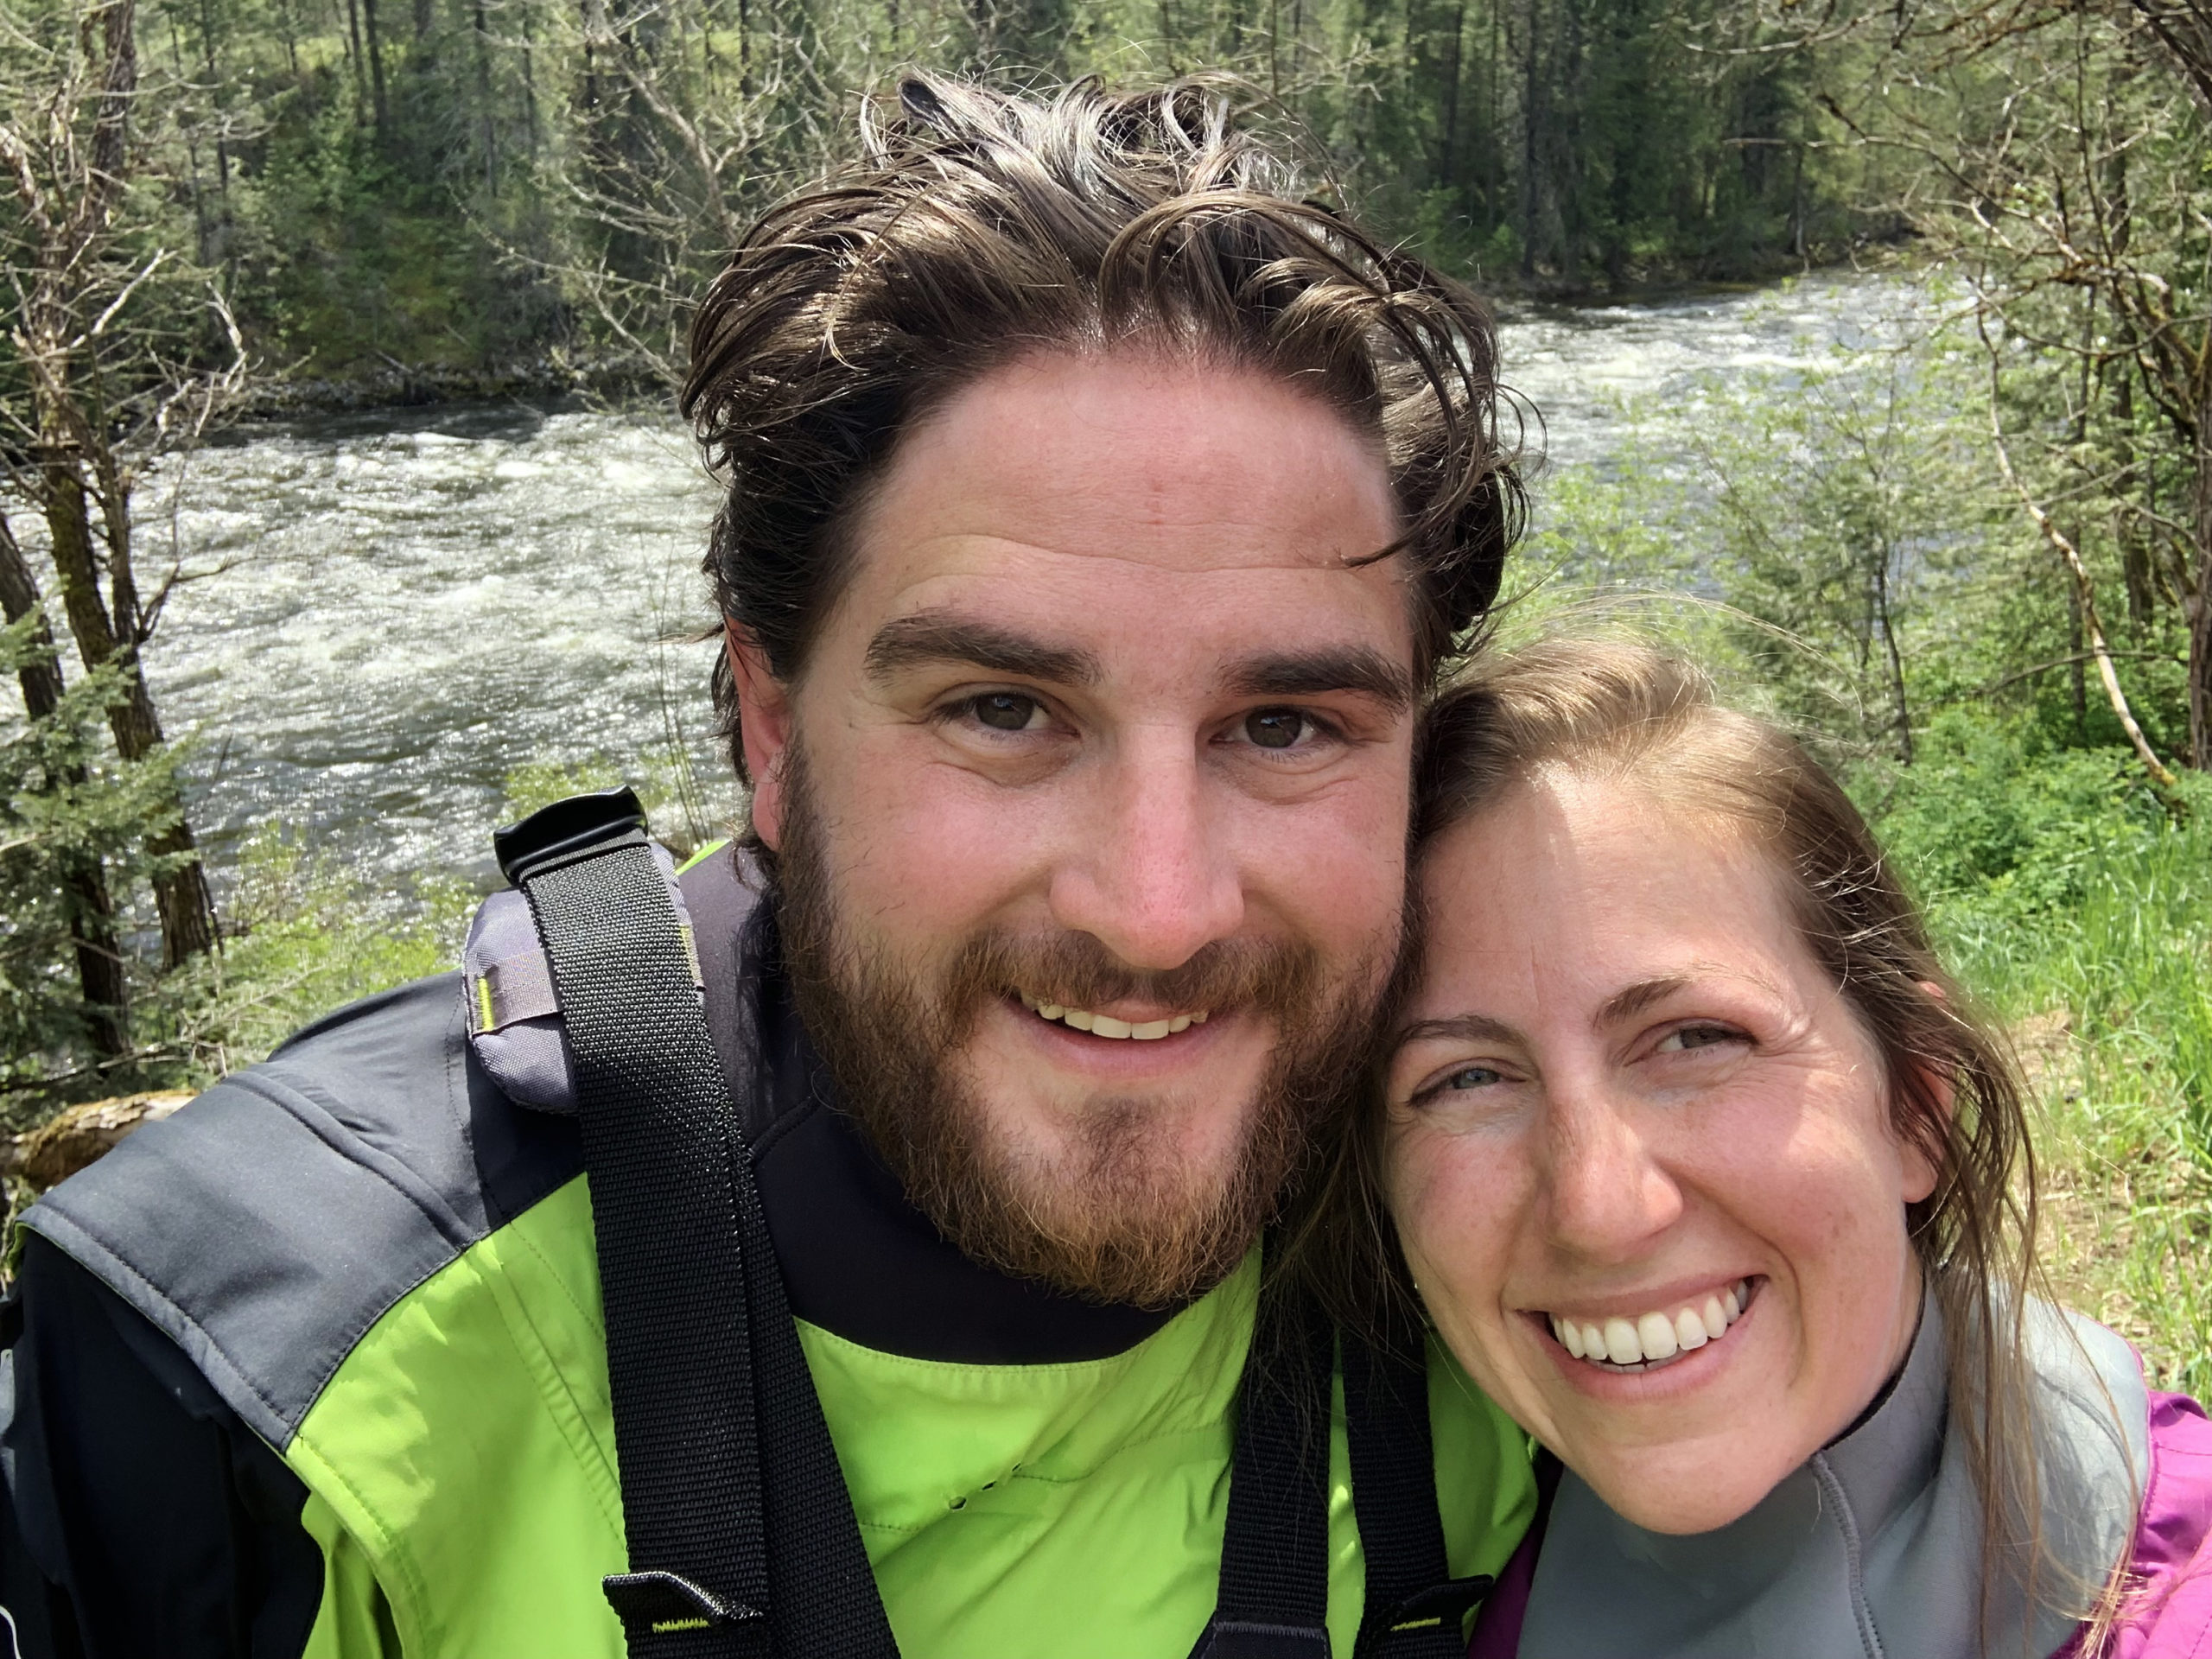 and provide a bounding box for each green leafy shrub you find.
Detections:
[1,618,195,1116]
[145,829,474,1082]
